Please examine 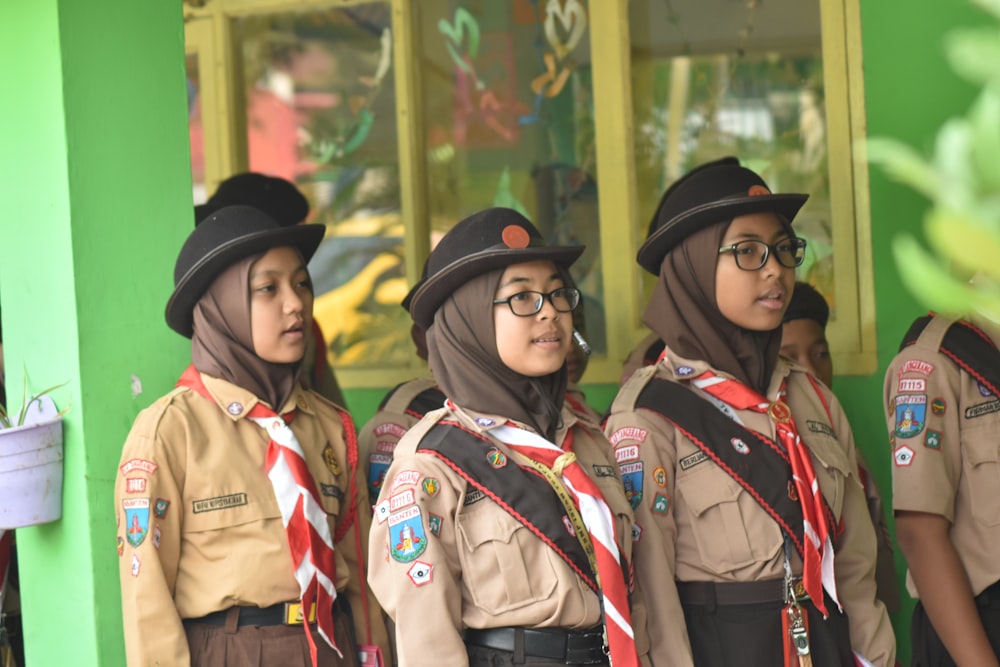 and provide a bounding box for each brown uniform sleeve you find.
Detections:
[115,400,190,667]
